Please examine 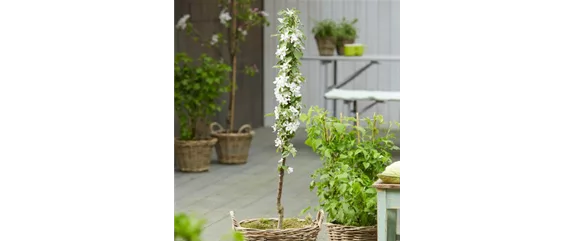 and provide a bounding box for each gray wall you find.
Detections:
[263,0,400,127]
